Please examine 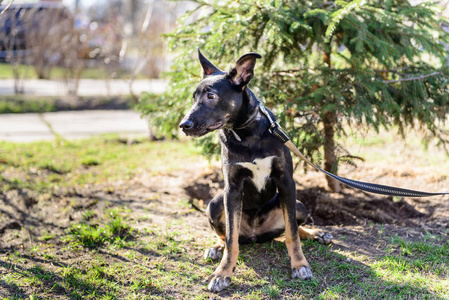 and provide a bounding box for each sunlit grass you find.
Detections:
[1,135,448,299]
[339,126,449,167]
[0,135,203,192]
[64,208,134,248]
[0,63,136,80]
[2,222,448,299]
